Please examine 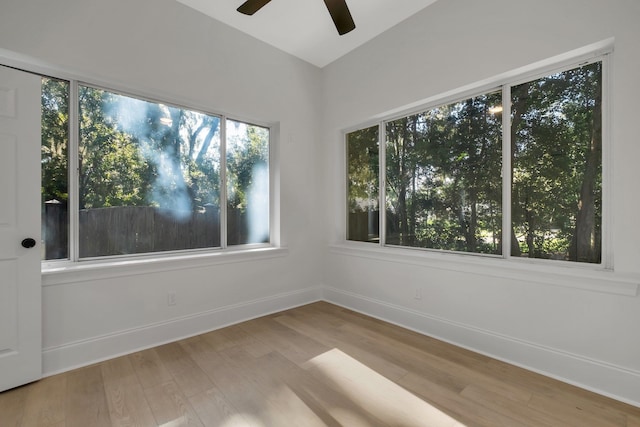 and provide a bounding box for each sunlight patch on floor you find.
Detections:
[220,413,266,427]
[159,416,189,427]
[305,348,466,427]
